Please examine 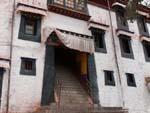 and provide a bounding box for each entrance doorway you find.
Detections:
[41,33,99,106]
[55,47,90,106]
